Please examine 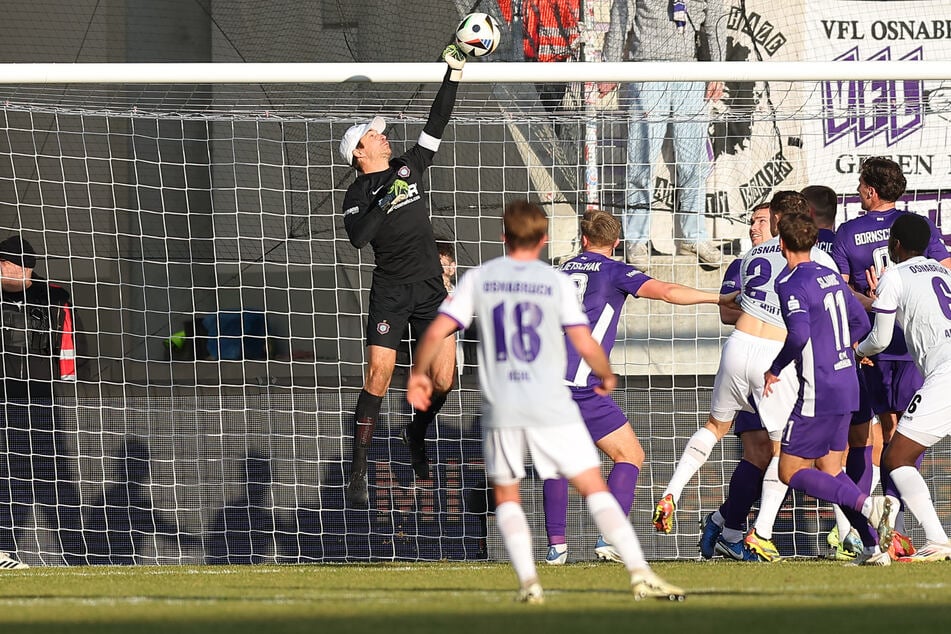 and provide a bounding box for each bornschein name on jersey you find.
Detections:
[482,281,553,295]
[853,228,891,246]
